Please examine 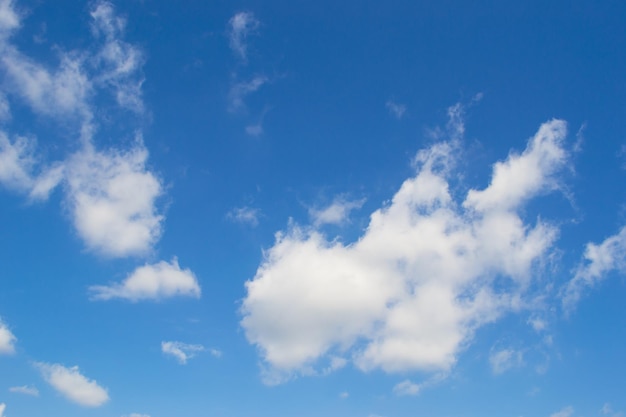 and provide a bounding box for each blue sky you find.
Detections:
[0,0,625,416]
